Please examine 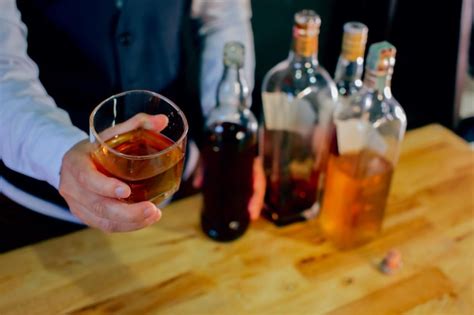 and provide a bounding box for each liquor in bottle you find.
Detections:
[201,41,258,242]
[320,41,407,249]
[334,22,368,99]
[260,10,338,226]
